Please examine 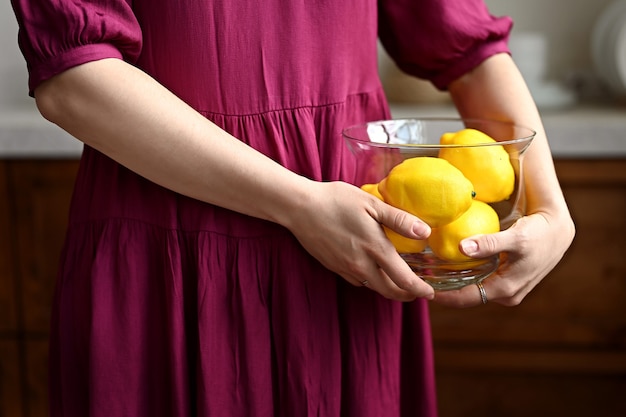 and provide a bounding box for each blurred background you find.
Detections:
[1,0,625,416]
[381,0,626,107]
